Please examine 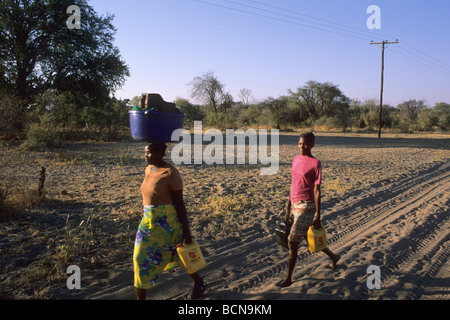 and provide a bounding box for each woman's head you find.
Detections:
[298,132,315,156]
[145,142,167,165]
